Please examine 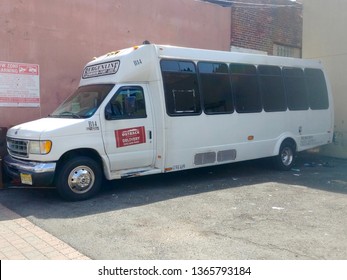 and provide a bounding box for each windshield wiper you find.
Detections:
[49,112,82,119]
